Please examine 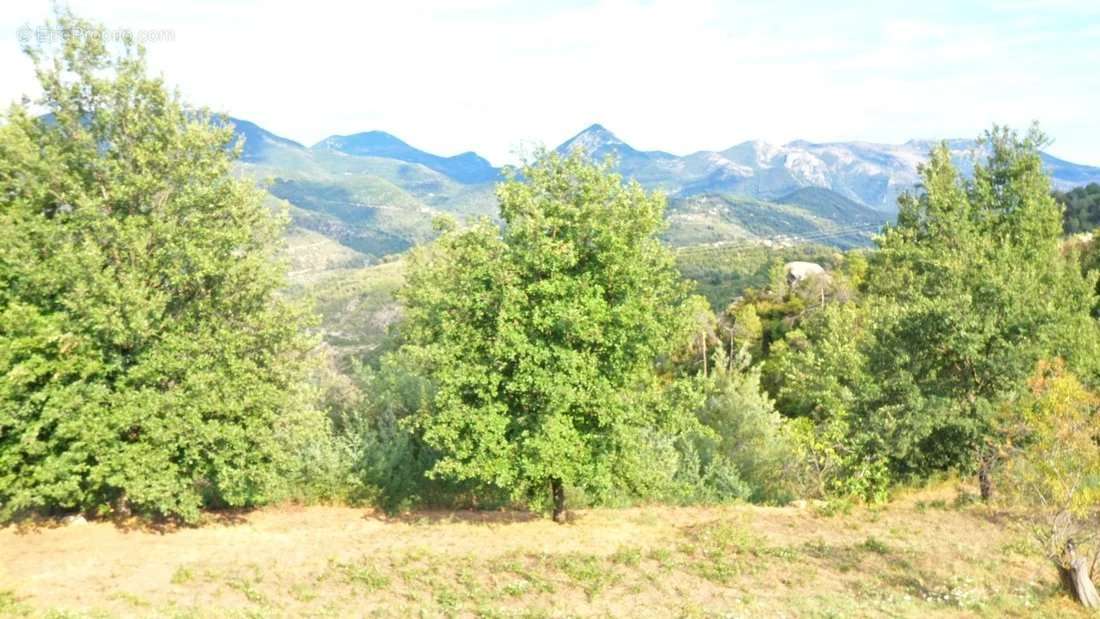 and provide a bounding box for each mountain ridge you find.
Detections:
[226,117,1100,209]
[312,130,500,184]
[224,117,1100,260]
